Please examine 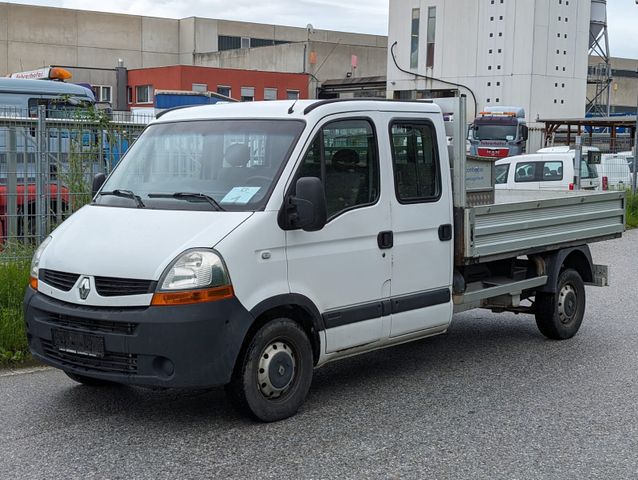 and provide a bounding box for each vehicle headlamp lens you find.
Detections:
[160,250,229,291]
[30,236,52,279]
